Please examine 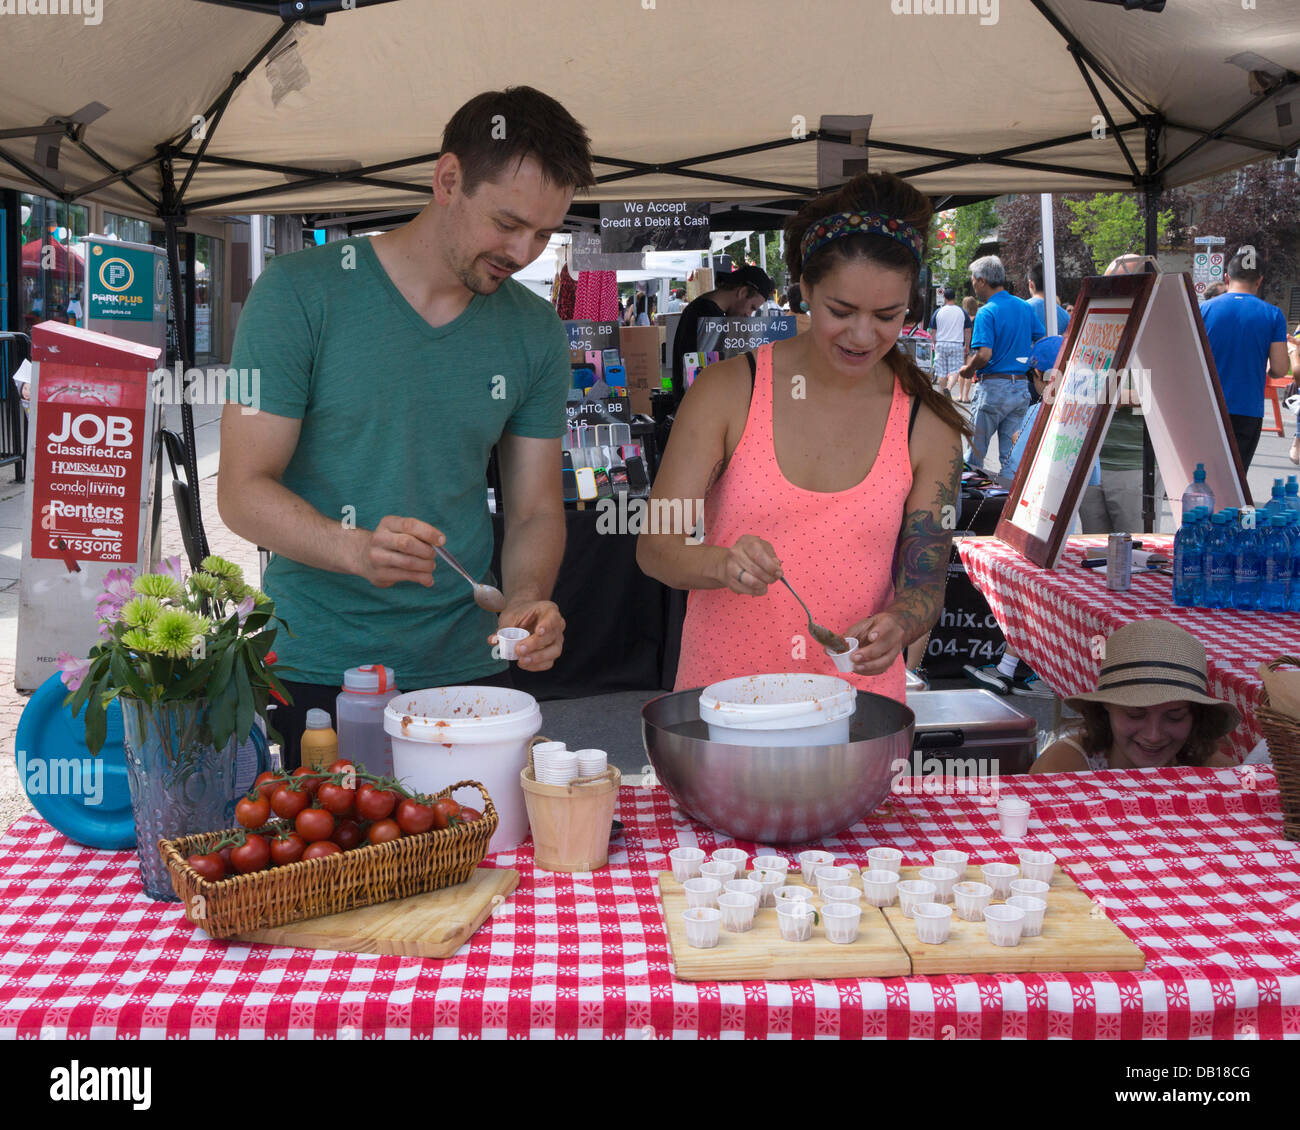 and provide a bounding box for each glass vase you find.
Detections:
[120,697,241,902]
